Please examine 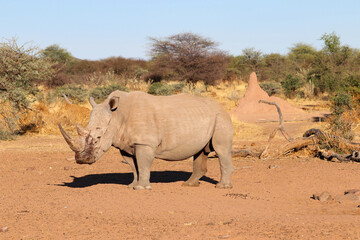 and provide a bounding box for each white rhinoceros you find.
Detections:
[59,90,234,190]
